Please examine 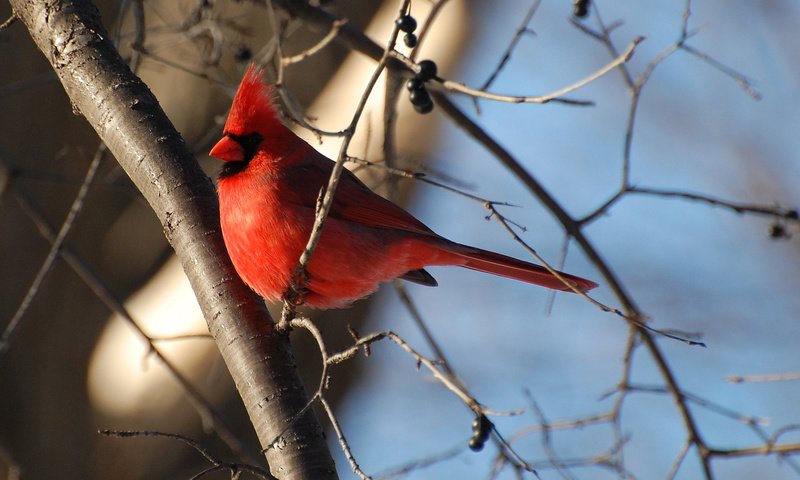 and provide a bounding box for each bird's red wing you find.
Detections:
[283,155,438,237]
